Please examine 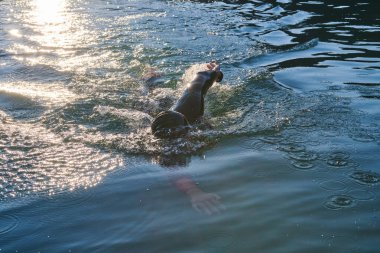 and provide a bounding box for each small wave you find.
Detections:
[237,38,319,69]
[287,38,319,52]
[0,82,78,106]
